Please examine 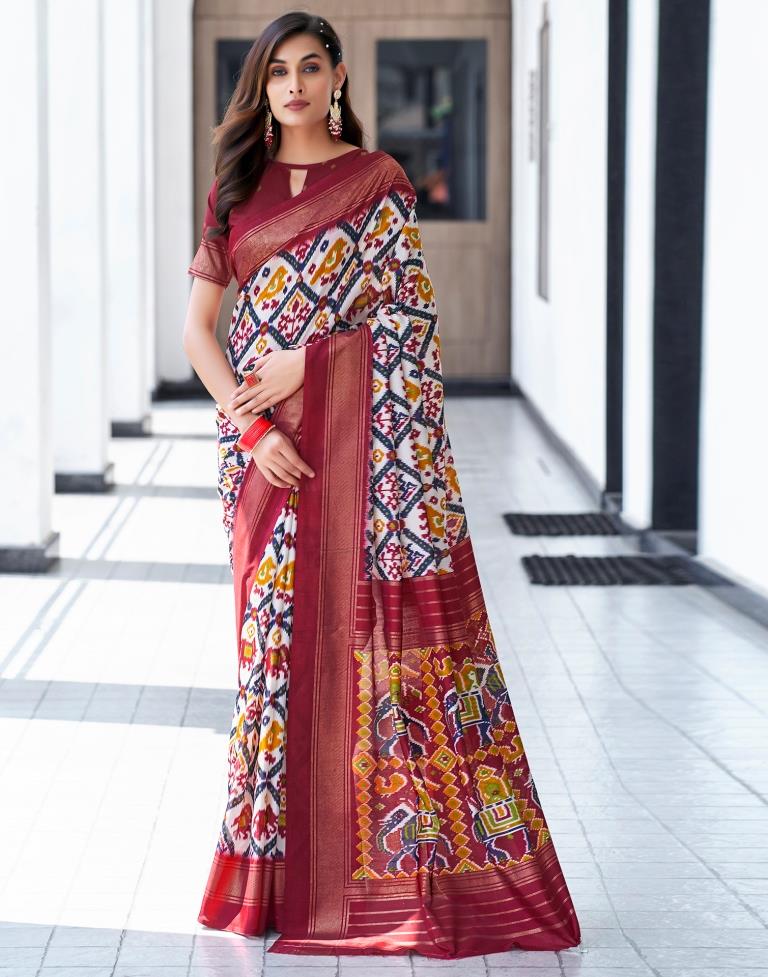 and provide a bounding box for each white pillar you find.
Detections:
[103,0,152,434]
[153,0,195,387]
[0,1,58,570]
[621,0,658,529]
[48,0,112,491]
[698,0,768,593]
